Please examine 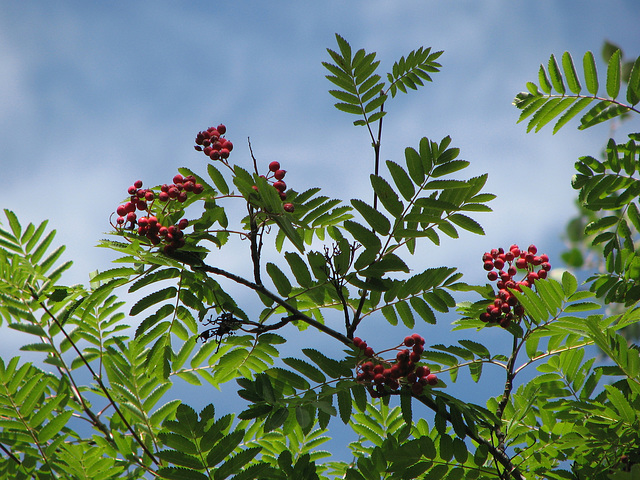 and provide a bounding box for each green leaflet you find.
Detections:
[129,286,177,317]
[370,174,404,218]
[583,51,599,95]
[266,262,292,297]
[284,252,313,288]
[386,160,415,201]
[627,55,640,105]
[343,220,381,252]
[351,199,391,235]
[282,357,326,383]
[302,348,351,378]
[448,214,484,235]
[606,49,621,99]
[562,52,582,94]
[548,54,566,95]
[538,64,552,94]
